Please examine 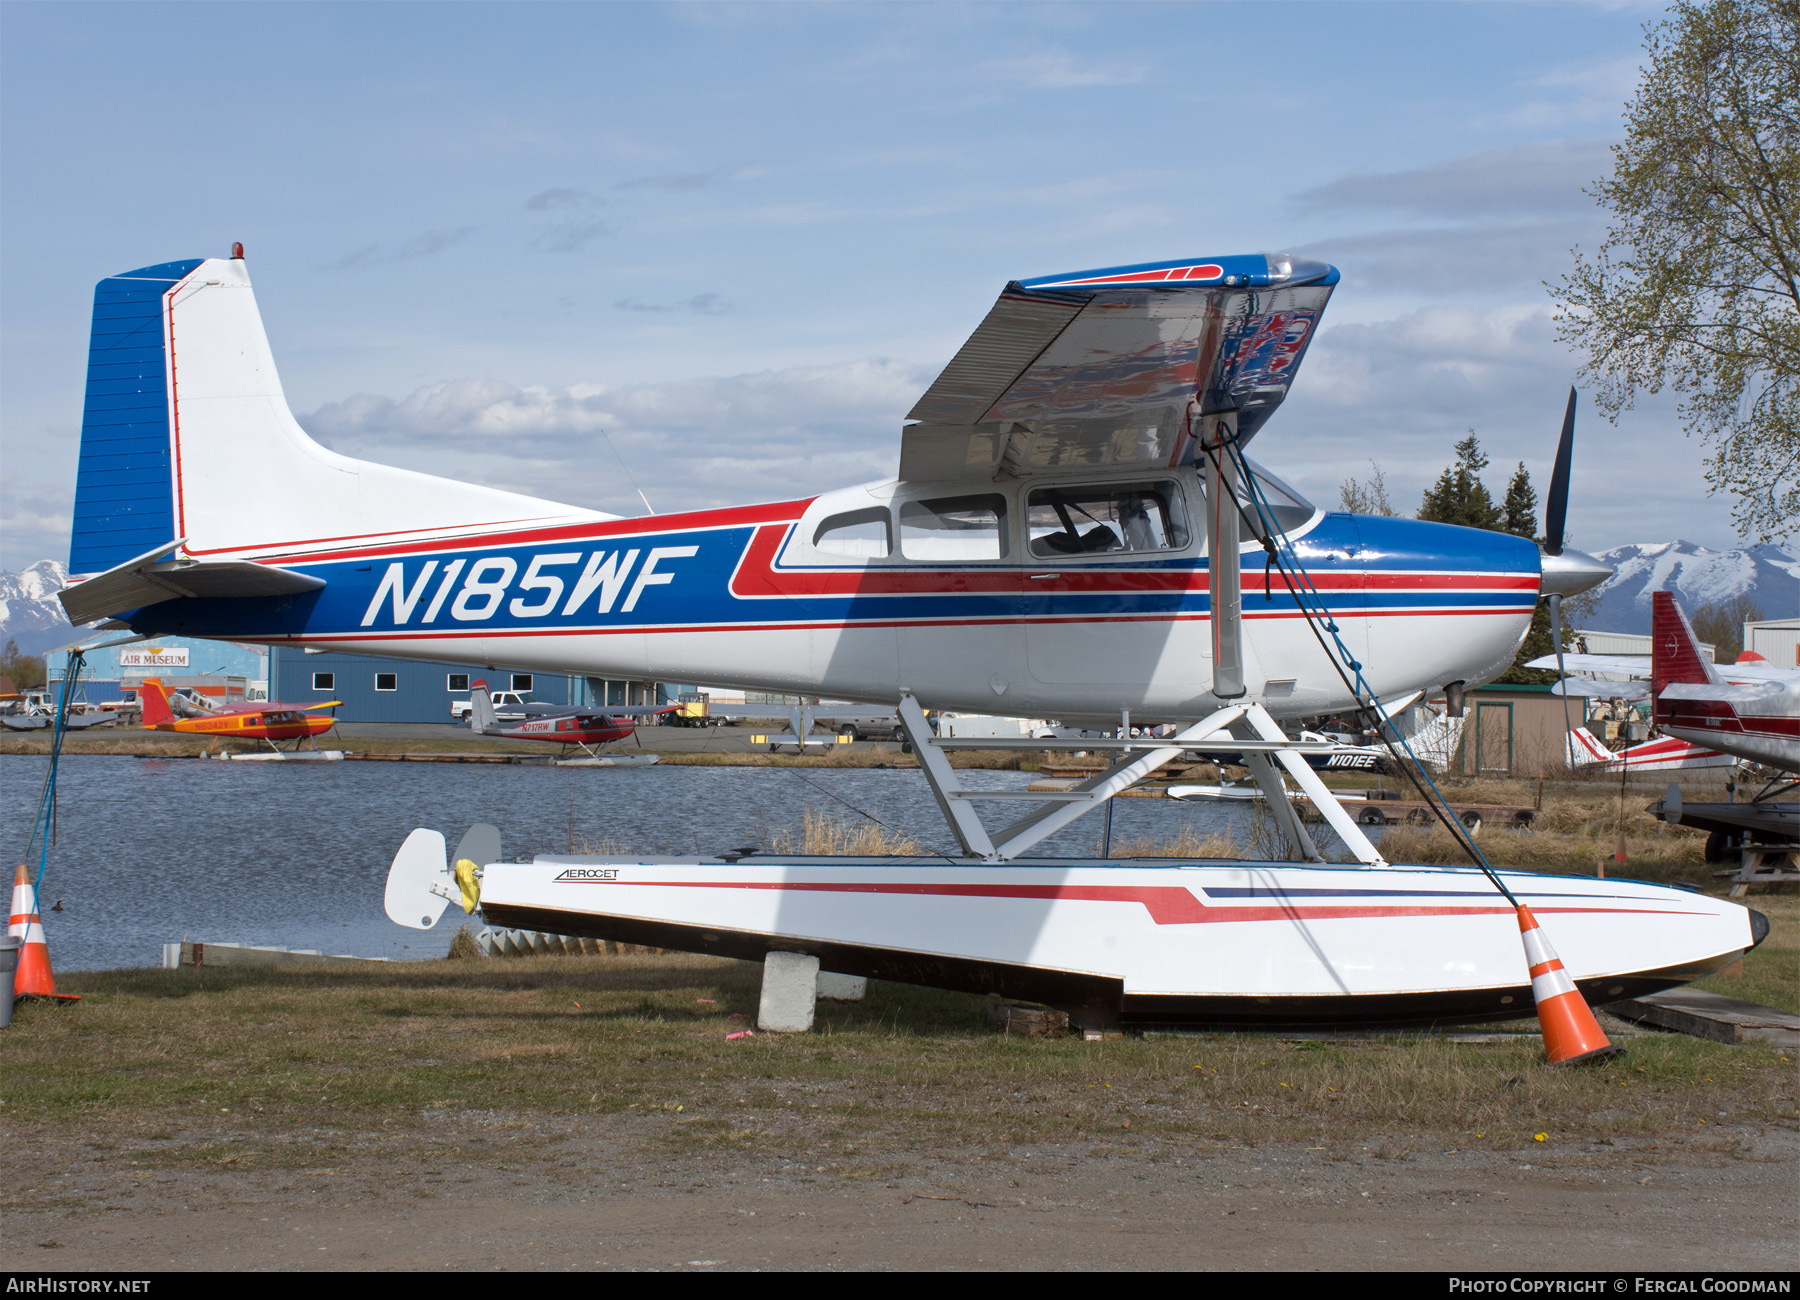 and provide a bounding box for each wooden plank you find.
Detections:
[986,1001,1069,1038]
[1605,988,1800,1048]
[179,941,392,969]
